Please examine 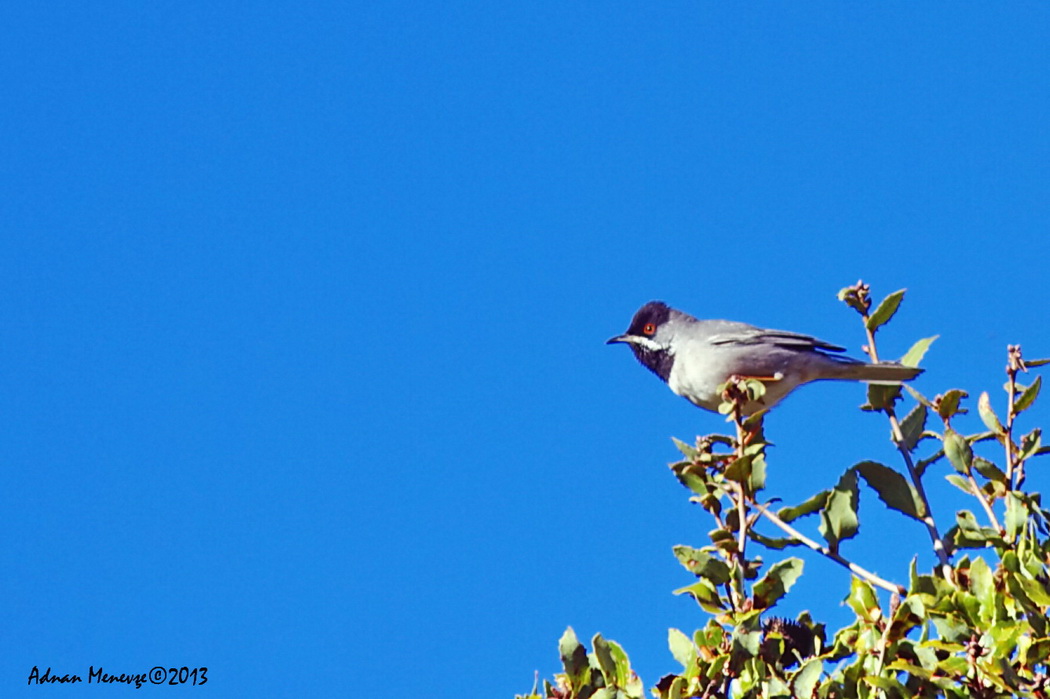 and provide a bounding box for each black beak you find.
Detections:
[606,334,631,345]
